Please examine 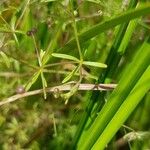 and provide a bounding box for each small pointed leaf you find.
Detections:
[83,61,107,68]
[25,71,40,91]
[0,51,11,68]
[52,53,79,62]
[62,66,79,83]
